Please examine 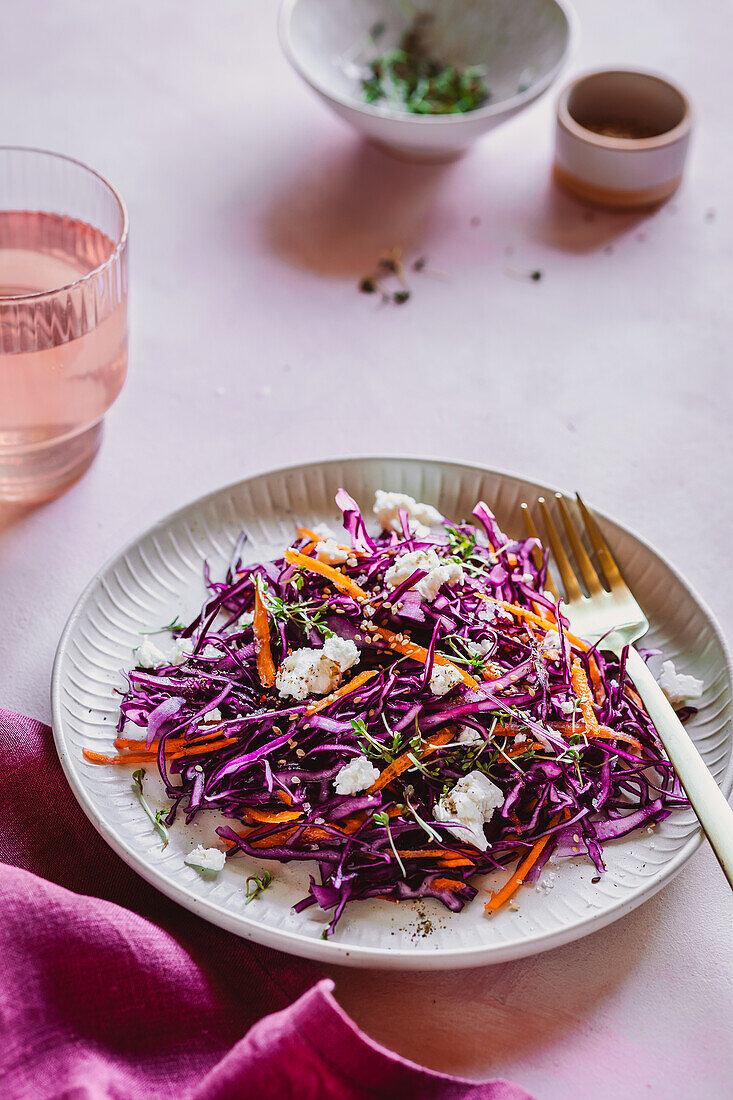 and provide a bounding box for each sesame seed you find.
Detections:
[292,777,301,785]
